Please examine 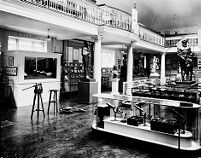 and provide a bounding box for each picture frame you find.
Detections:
[198,65,201,71]
[198,58,201,64]
[5,67,17,76]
